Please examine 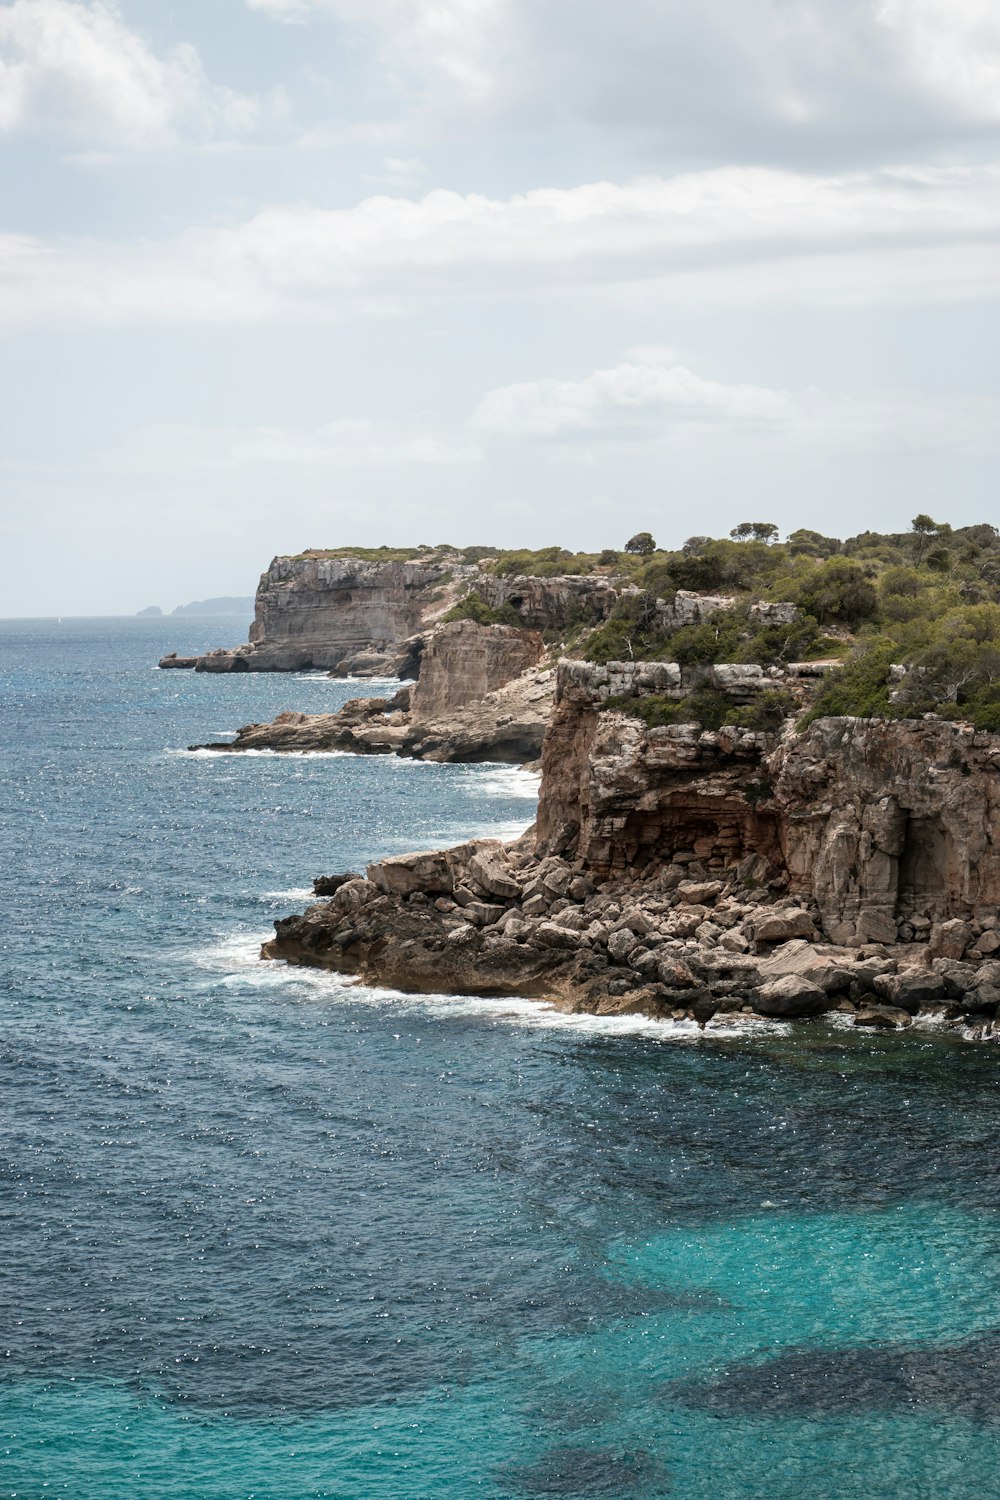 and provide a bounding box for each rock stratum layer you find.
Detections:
[263,658,1000,1038]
